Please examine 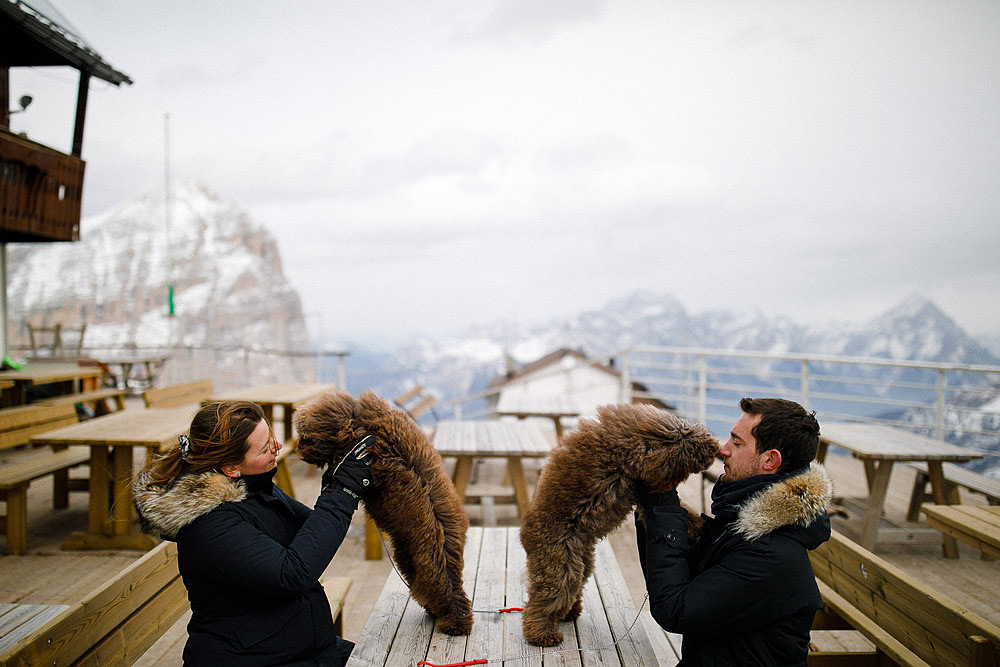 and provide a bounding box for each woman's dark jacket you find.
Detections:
[636,464,832,667]
[134,467,356,666]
